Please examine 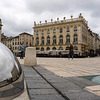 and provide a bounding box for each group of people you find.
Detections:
[20,43,74,59]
